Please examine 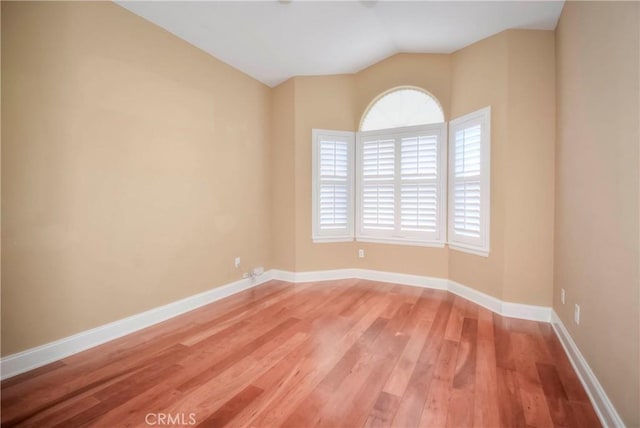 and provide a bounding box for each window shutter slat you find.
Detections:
[454,124,481,177]
[362,184,395,229]
[398,135,439,233]
[362,139,395,179]
[453,181,481,237]
[400,183,437,232]
[319,139,349,230]
[319,183,348,229]
[320,141,349,178]
[400,136,438,179]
